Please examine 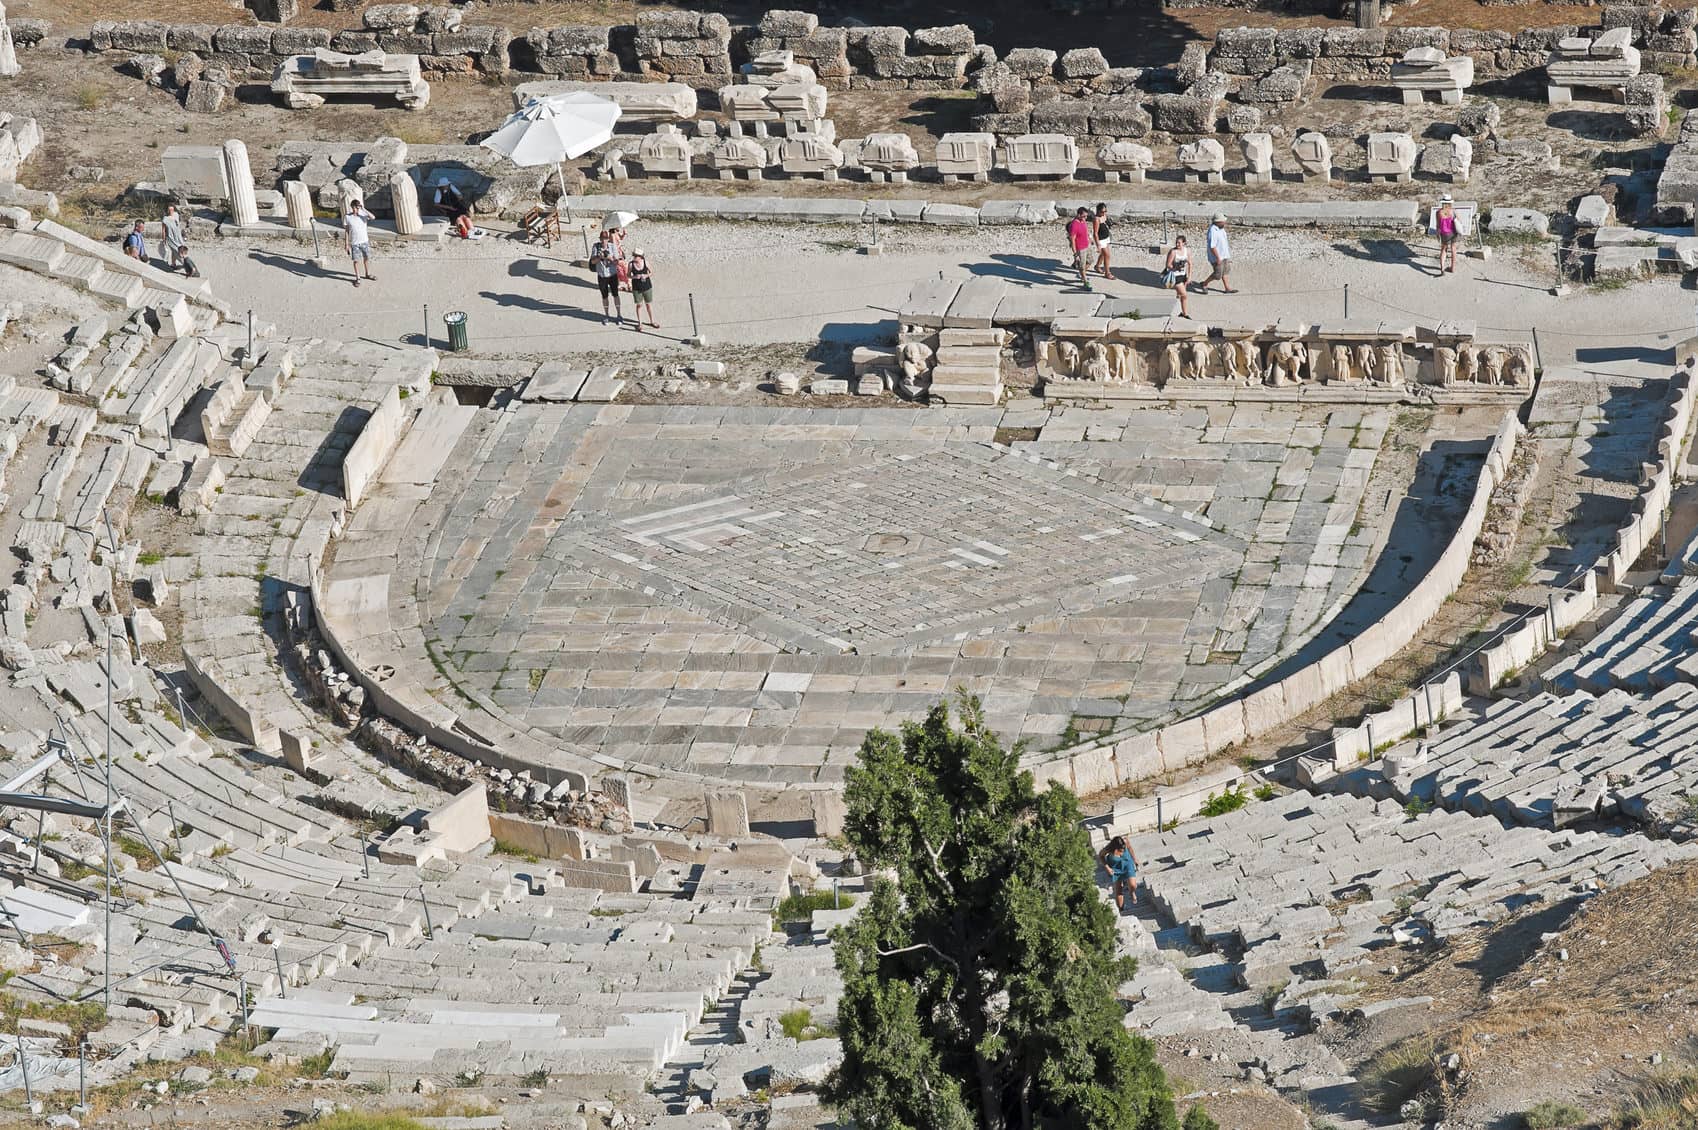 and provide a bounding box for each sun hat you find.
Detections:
[1212,213,1227,223]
